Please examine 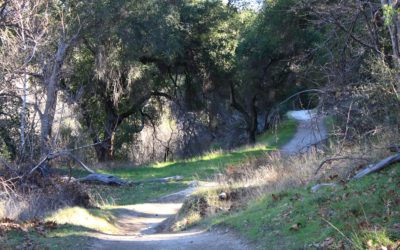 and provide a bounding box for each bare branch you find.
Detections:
[315,156,371,174]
